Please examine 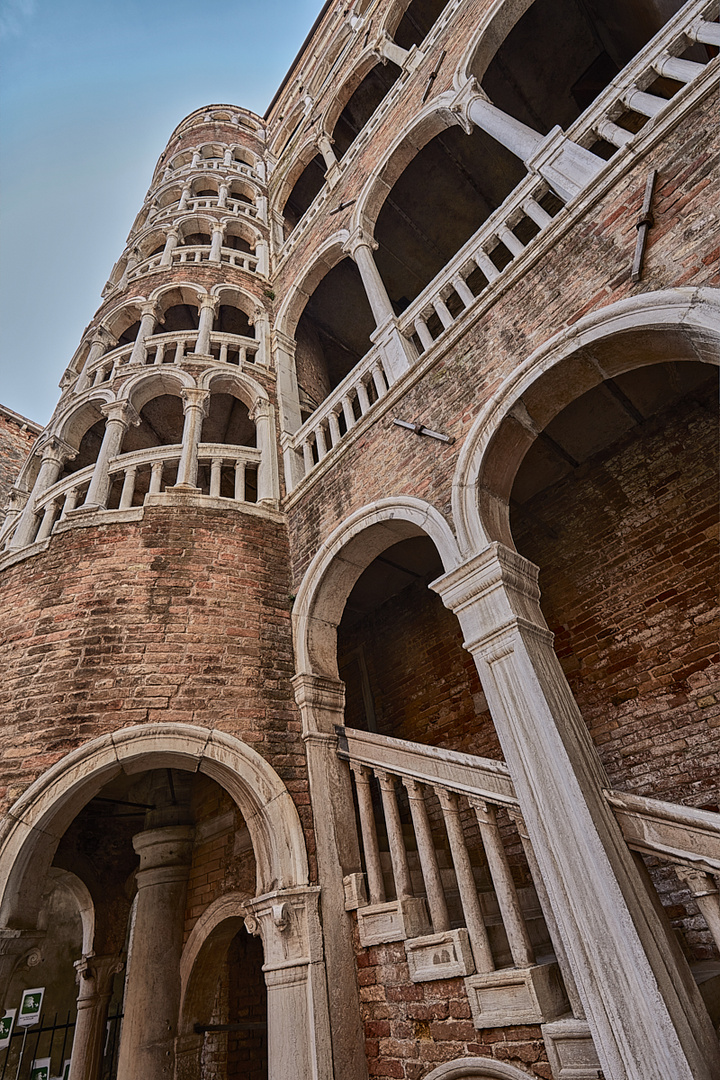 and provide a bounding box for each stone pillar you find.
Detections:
[451,79,604,202]
[70,954,124,1080]
[292,676,368,1080]
[129,303,158,366]
[371,30,412,69]
[76,330,116,393]
[172,389,210,491]
[223,147,233,167]
[432,542,720,1080]
[255,238,270,277]
[250,308,270,366]
[160,228,179,266]
[209,223,224,263]
[9,438,74,549]
[178,184,191,211]
[218,182,229,208]
[272,329,305,492]
[193,296,217,356]
[116,826,194,1080]
[344,228,414,381]
[249,399,278,503]
[83,402,139,509]
[317,134,341,186]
